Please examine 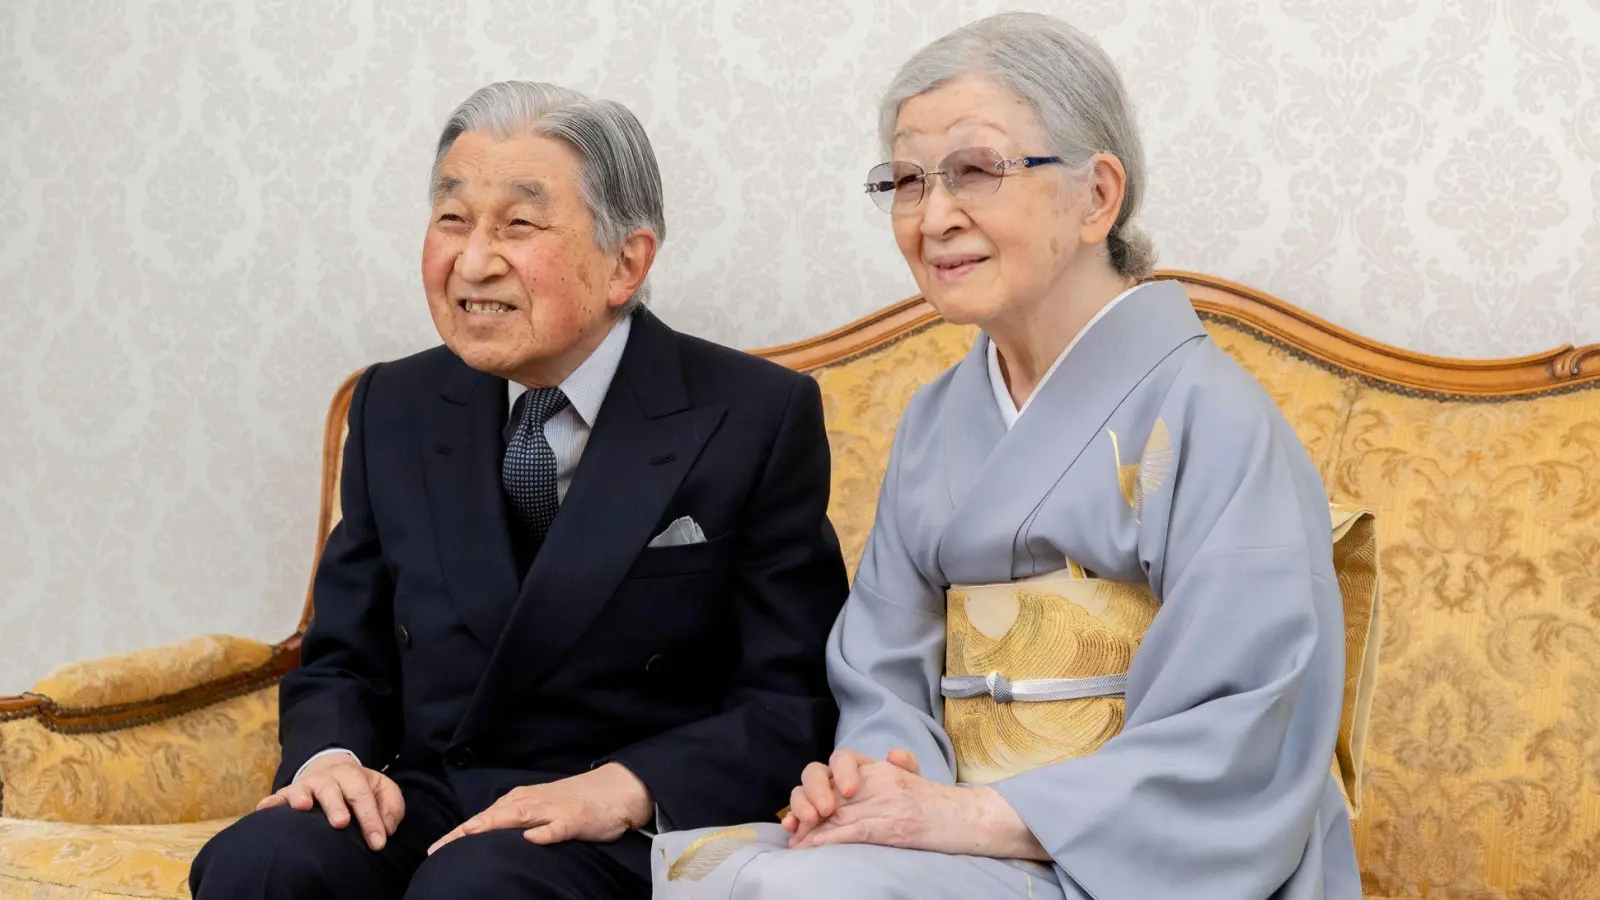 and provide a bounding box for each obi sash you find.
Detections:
[941,505,1381,817]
